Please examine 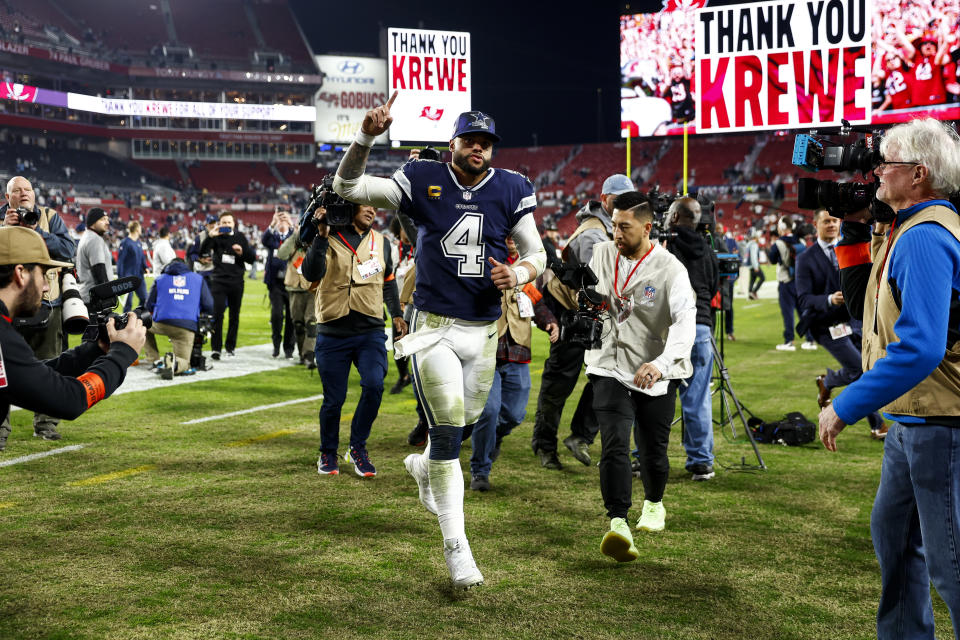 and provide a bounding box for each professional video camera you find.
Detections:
[190,312,214,371]
[298,174,355,245]
[792,121,894,221]
[648,189,718,240]
[547,254,606,349]
[80,276,153,343]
